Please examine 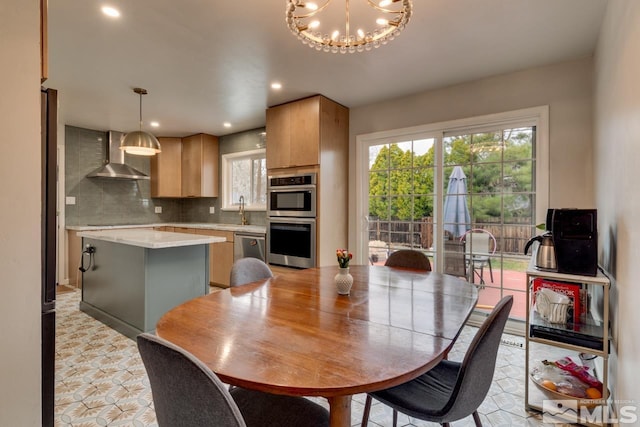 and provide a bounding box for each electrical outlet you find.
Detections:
[209,206,215,214]
[65,196,76,205]
[155,206,162,214]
